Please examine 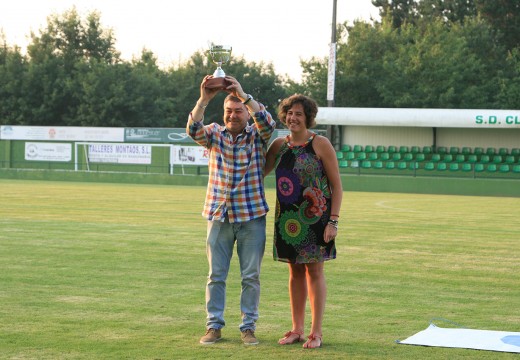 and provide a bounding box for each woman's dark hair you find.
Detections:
[277,94,318,128]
